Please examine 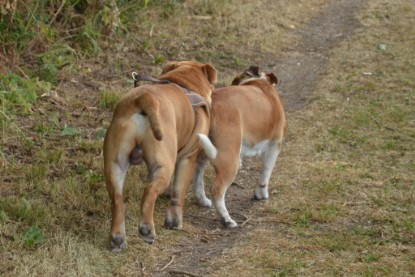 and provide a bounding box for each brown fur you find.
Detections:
[195,66,286,227]
[135,93,163,140]
[104,61,217,250]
